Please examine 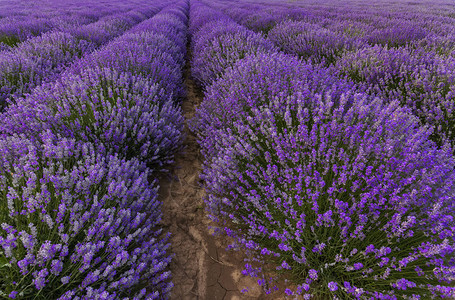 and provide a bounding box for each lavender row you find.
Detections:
[0,1,189,298]
[0,16,73,50]
[189,1,276,88]
[205,0,455,151]
[0,0,134,18]
[333,44,455,152]
[204,0,455,62]
[189,1,455,299]
[1,4,187,171]
[205,0,455,43]
[0,5,161,111]
[0,133,170,299]
[0,0,135,50]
